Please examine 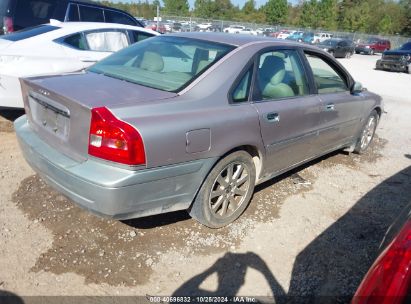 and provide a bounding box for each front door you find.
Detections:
[251,49,323,175]
[303,52,364,150]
